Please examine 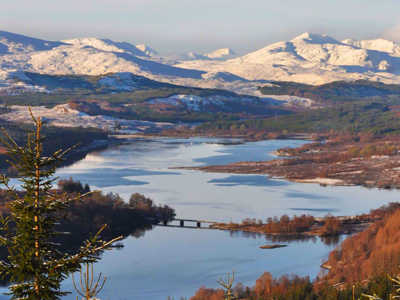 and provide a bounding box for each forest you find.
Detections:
[196,100,400,136]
